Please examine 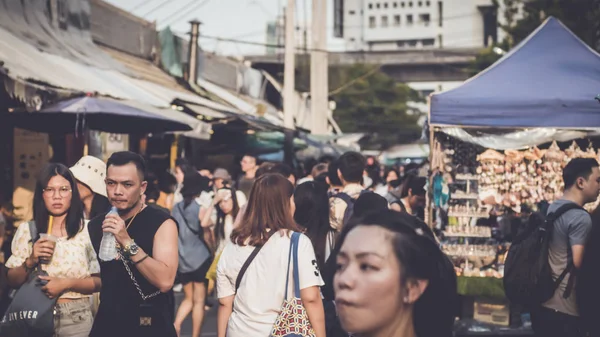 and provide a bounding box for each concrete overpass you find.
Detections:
[245,48,481,83]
